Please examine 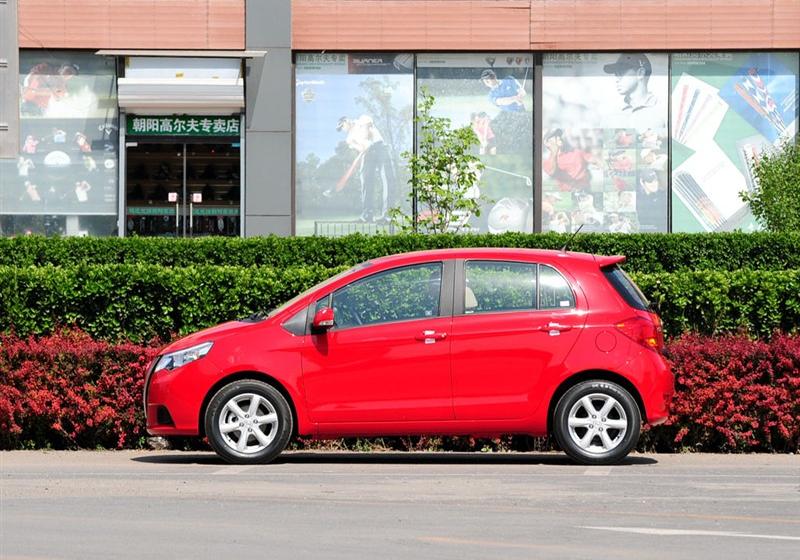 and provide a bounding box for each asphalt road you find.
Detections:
[1,451,799,559]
